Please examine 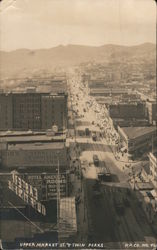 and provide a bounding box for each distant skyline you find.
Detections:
[0,0,156,51]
